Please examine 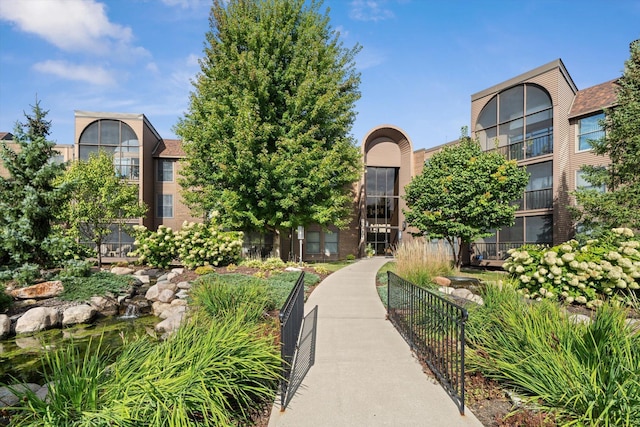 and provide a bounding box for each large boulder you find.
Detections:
[10,281,63,299]
[110,266,134,276]
[156,289,175,304]
[159,304,187,320]
[0,383,41,407]
[15,307,60,334]
[157,281,178,293]
[145,284,160,301]
[62,304,96,326]
[89,296,119,317]
[155,312,185,335]
[152,301,172,317]
[0,315,10,339]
